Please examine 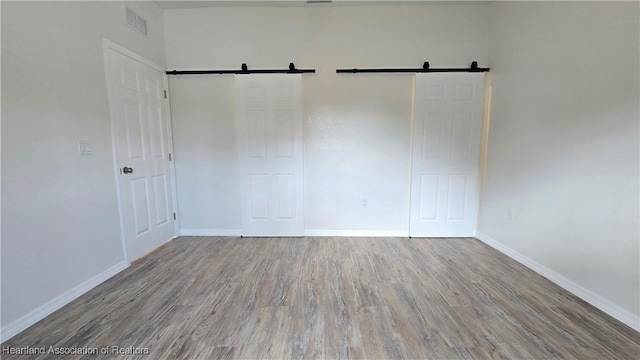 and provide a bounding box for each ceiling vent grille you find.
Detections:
[125,6,147,36]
